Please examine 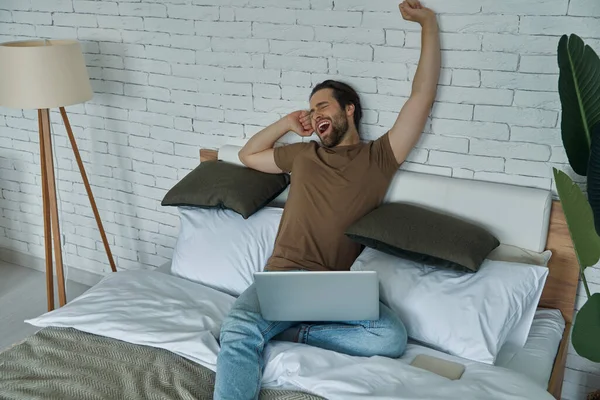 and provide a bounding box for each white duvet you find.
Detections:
[26,271,554,400]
